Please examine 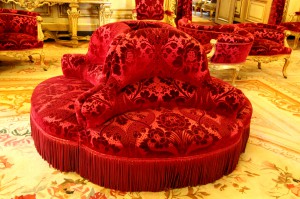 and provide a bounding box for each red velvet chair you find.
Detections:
[236,23,292,78]
[132,0,177,27]
[178,18,254,84]
[30,21,252,192]
[0,8,45,68]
